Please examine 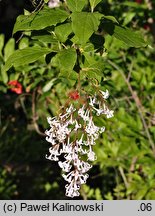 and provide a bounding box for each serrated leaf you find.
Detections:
[3,47,51,73]
[114,25,147,47]
[66,0,88,12]
[104,23,148,48]
[89,0,102,12]
[59,70,78,80]
[13,8,69,34]
[52,48,77,79]
[71,12,102,44]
